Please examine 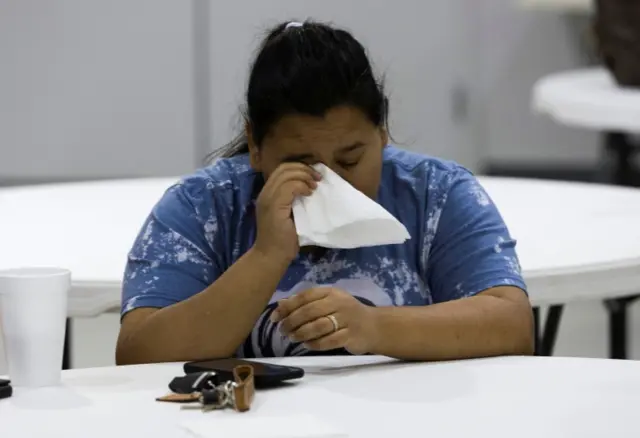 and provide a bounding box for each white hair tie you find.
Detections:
[286,21,304,29]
